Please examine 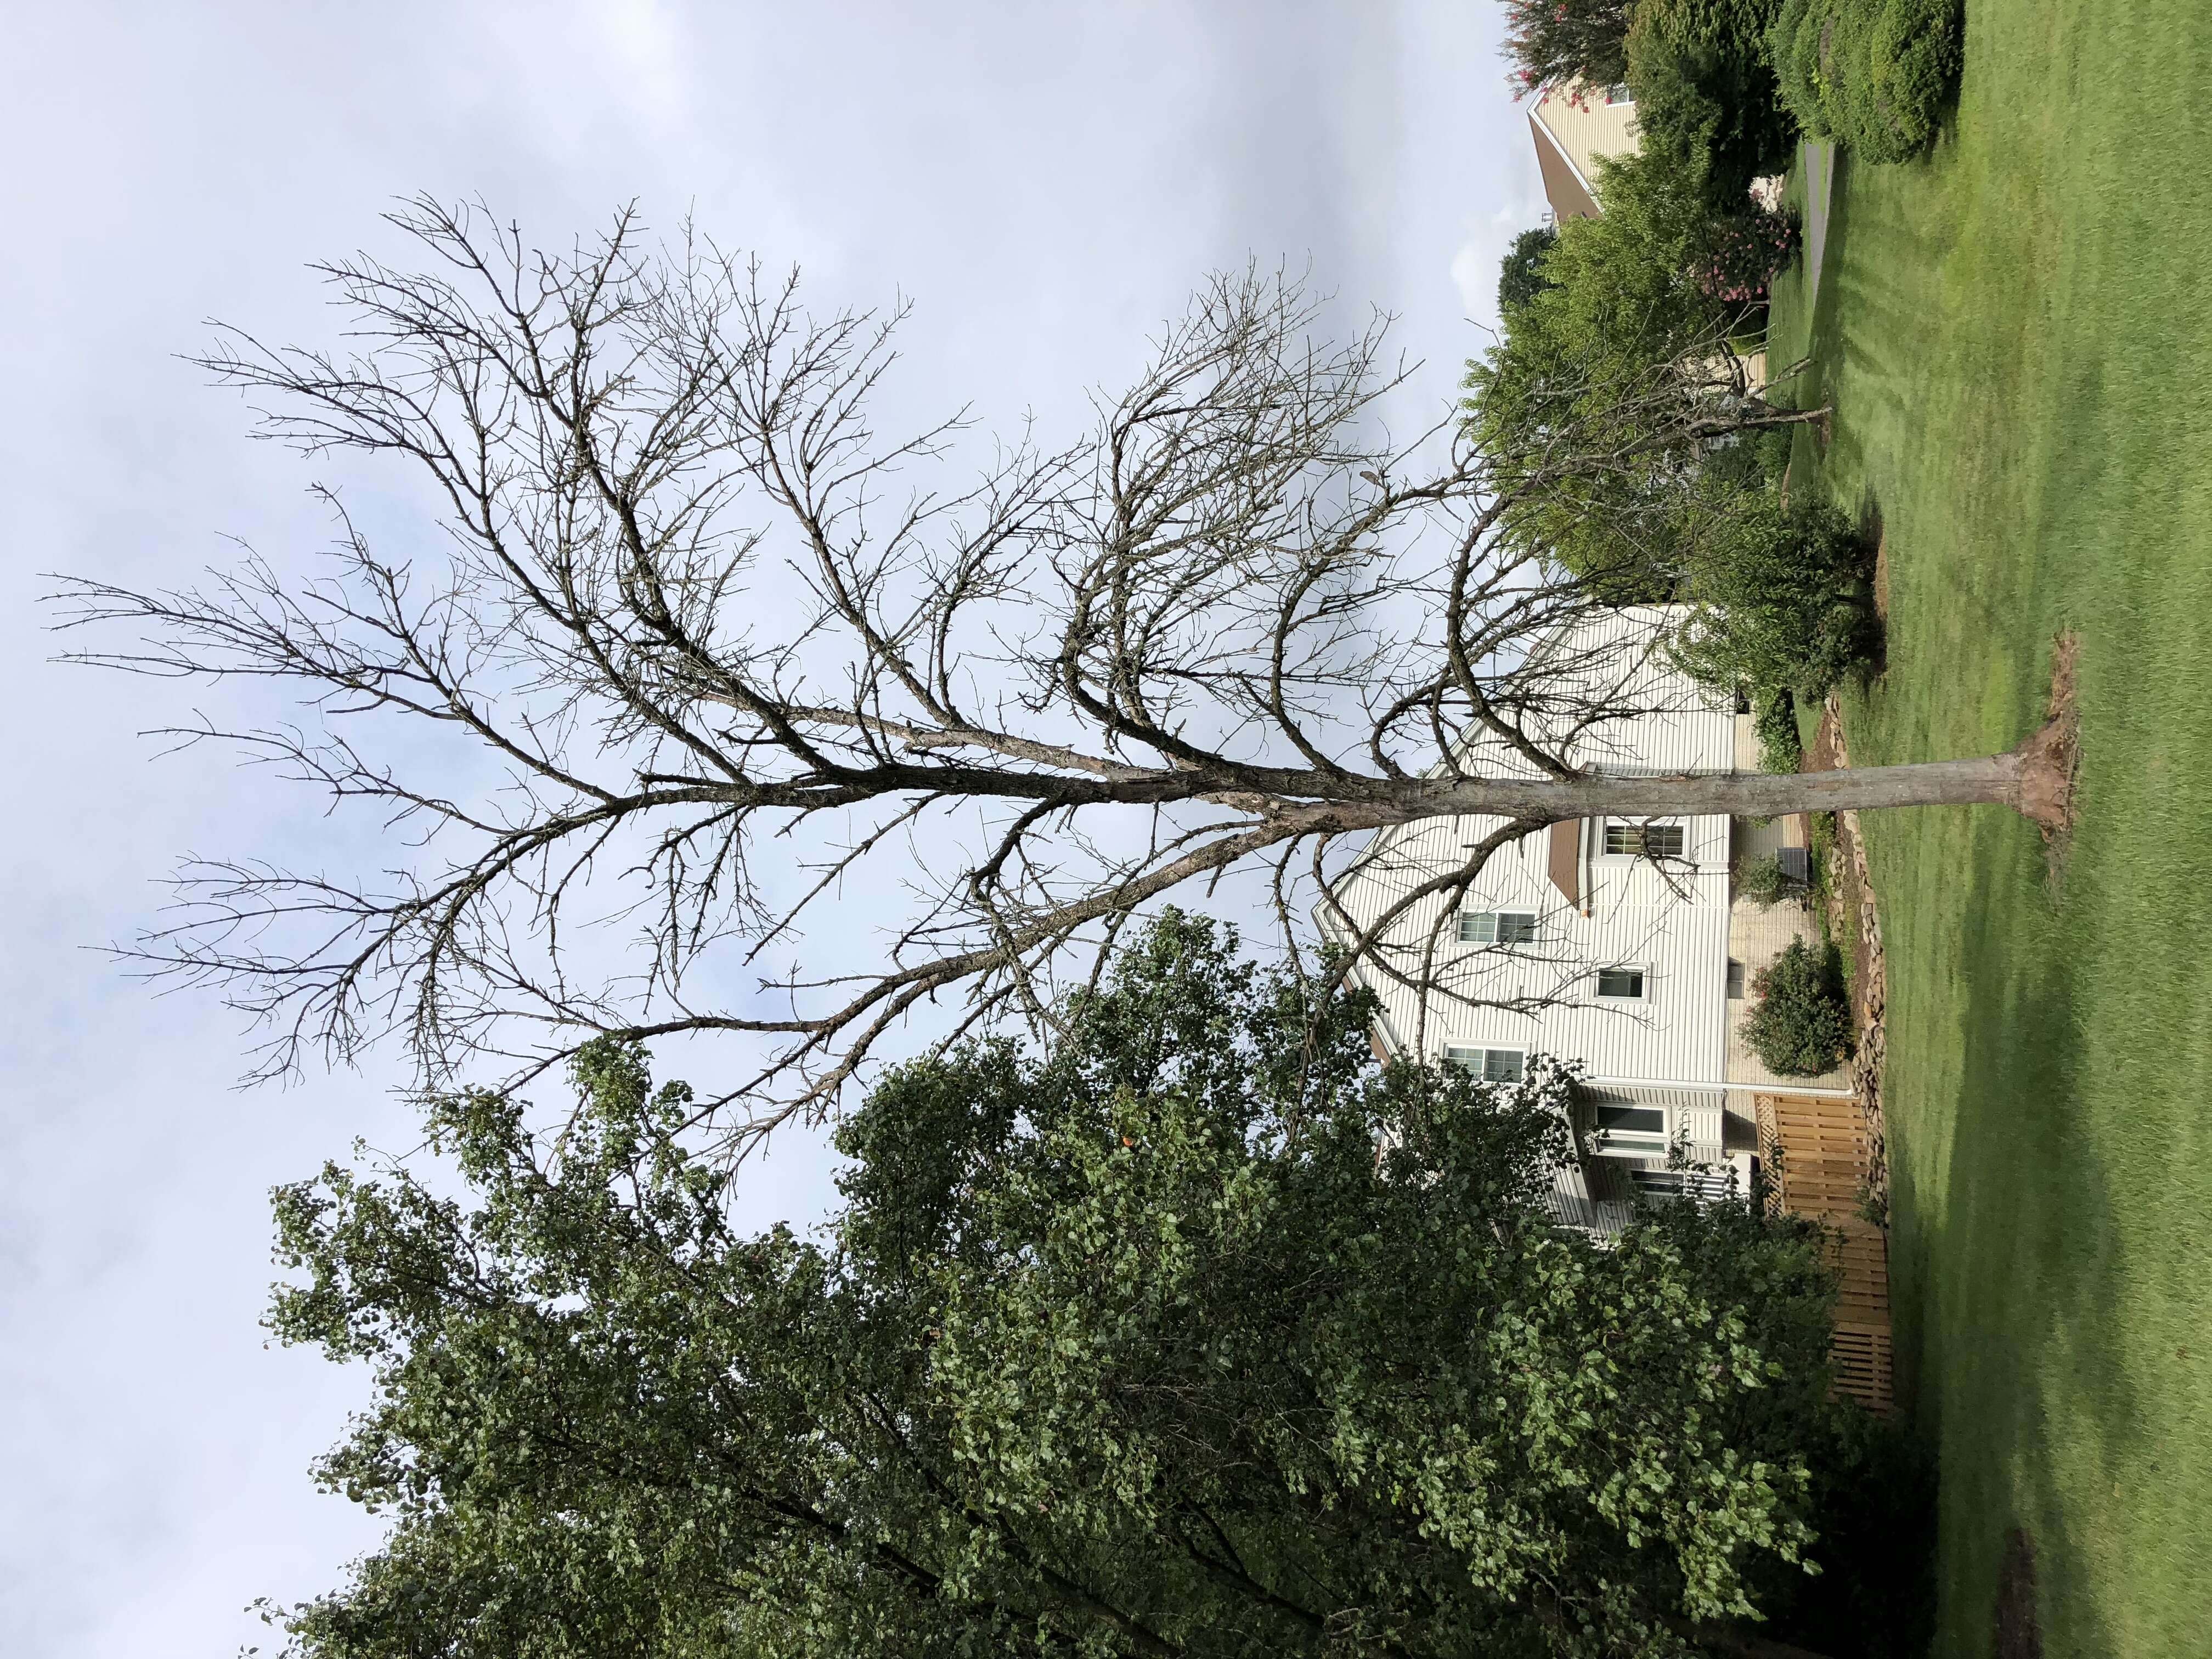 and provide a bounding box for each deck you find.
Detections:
[1755,1090,1894,1413]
